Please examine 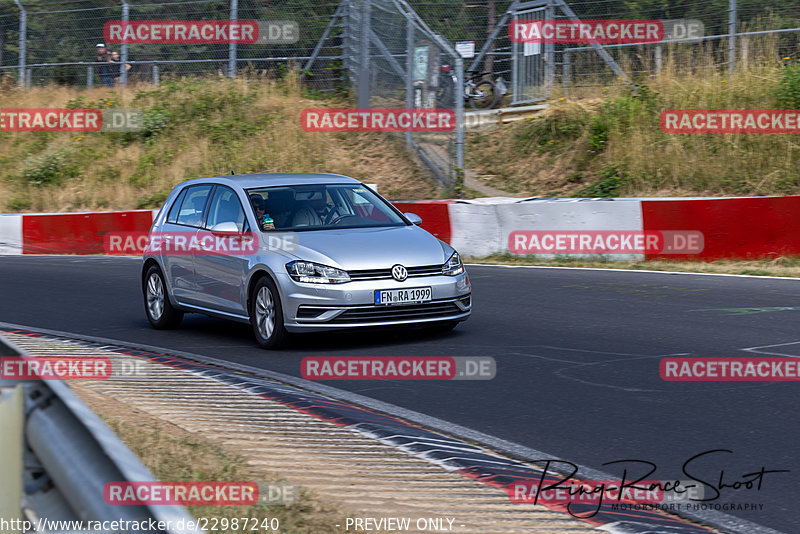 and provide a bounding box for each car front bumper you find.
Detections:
[277,271,472,331]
